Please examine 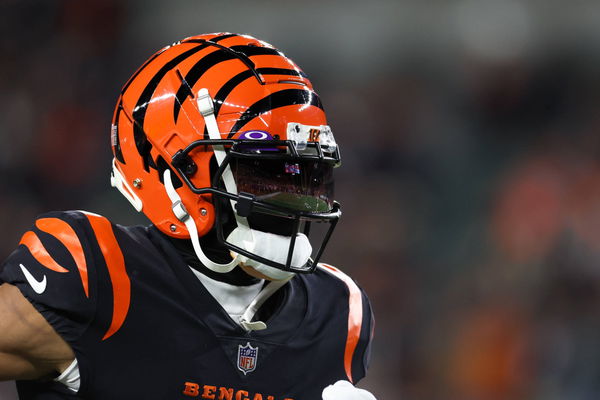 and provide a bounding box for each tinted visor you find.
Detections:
[230,157,334,213]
